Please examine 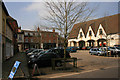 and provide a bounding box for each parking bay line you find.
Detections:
[49,66,118,78]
